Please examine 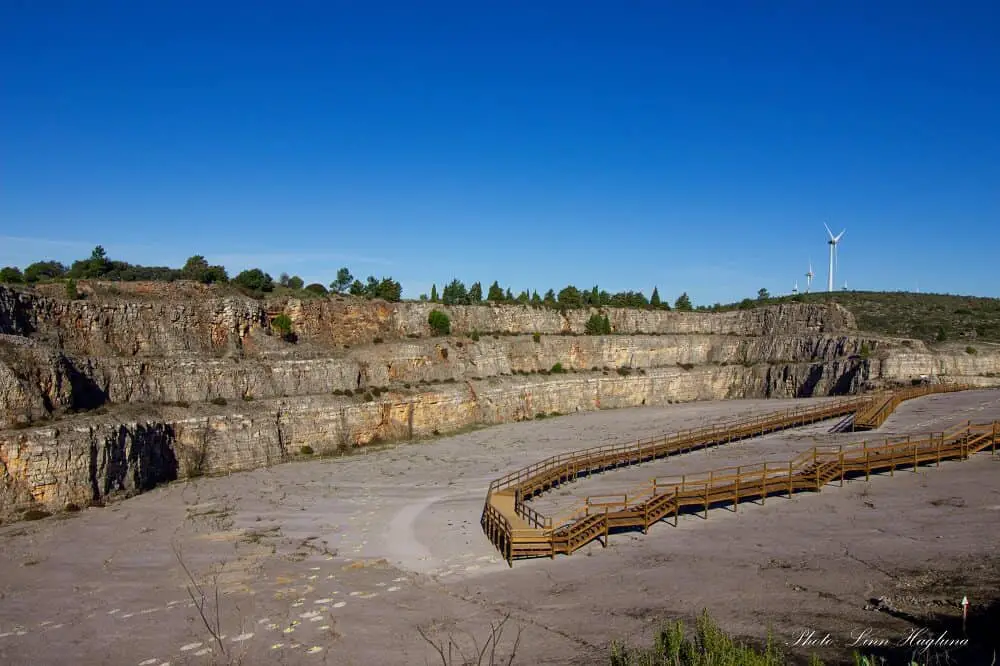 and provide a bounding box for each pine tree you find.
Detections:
[675,292,693,311]
[430,284,438,302]
[650,286,661,308]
